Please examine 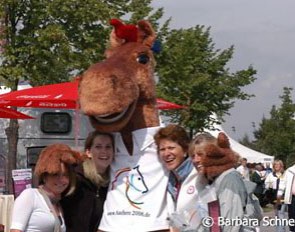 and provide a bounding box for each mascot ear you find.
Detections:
[137,20,156,47]
[217,132,230,148]
[108,19,156,49]
[109,18,137,49]
[109,29,125,49]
